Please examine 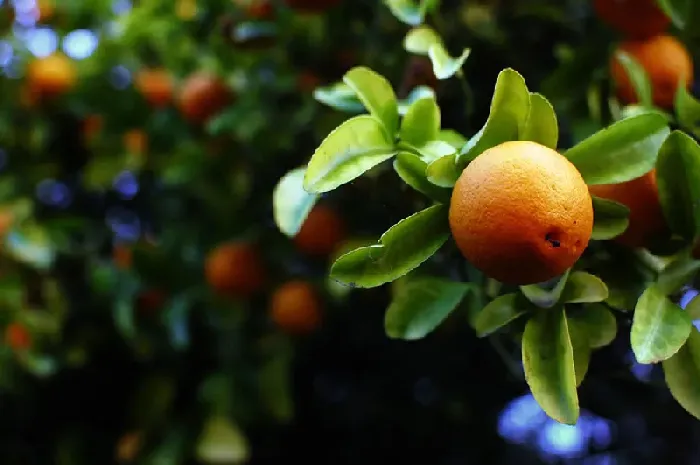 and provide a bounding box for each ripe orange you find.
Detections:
[26,53,76,100]
[589,170,667,248]
[205,242,266,298]
[124,129,148,154]
[178,72,232,124]
[449,141,594,285]
[270,280,322,334]
[5,322,30,351]
[610,35,693,109]
[134,68,174,108]
[593,0,669,39]
[0,209,14,237]
[294,204,346,257]
[283,0,340,13]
